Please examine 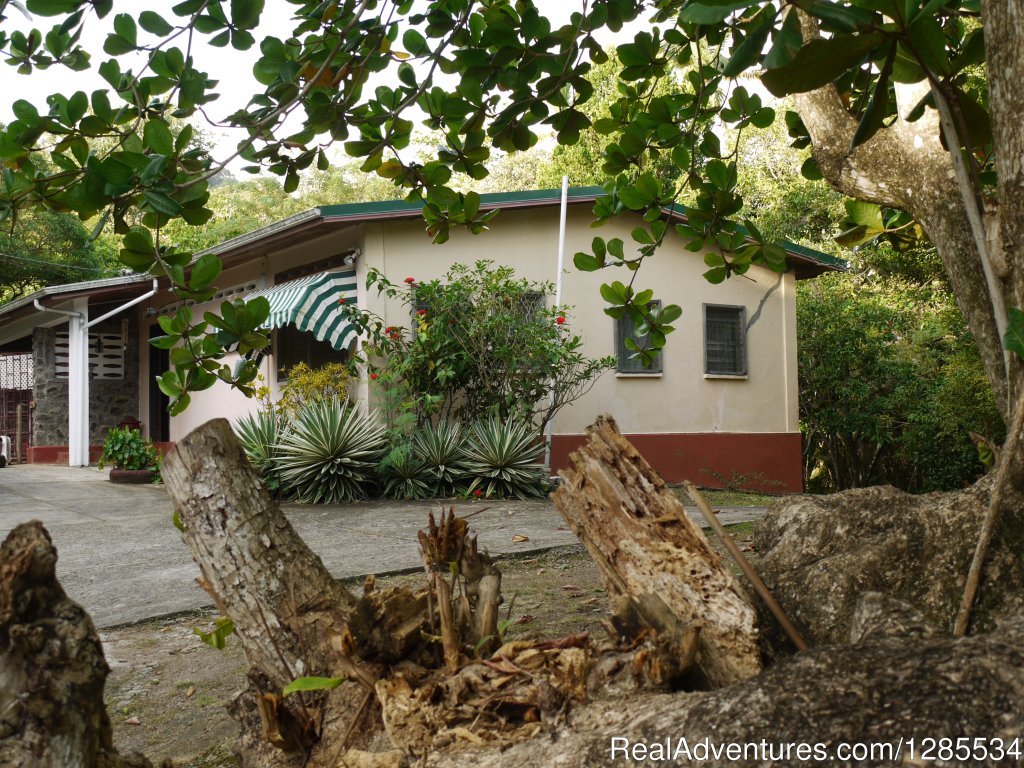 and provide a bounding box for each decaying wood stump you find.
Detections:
[0,522,155,768]
[553,415,762,688]
[426,597,1024,768]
